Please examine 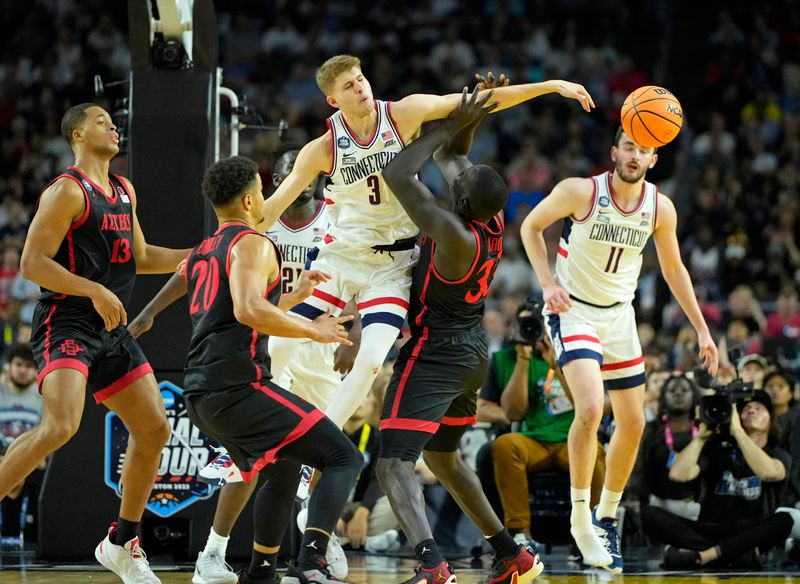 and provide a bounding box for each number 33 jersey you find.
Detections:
[324,99,418,248]
[409,214,504,335]
[265,202,329,294]
[555,171,658,306]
